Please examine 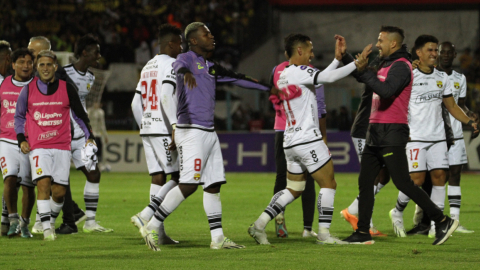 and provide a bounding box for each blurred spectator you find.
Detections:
[460,48,472,73]
[248,111,265,132]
